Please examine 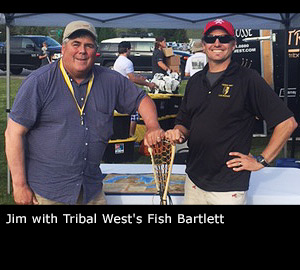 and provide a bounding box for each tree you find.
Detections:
[150,29,188,43]
[97,28,117,42]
